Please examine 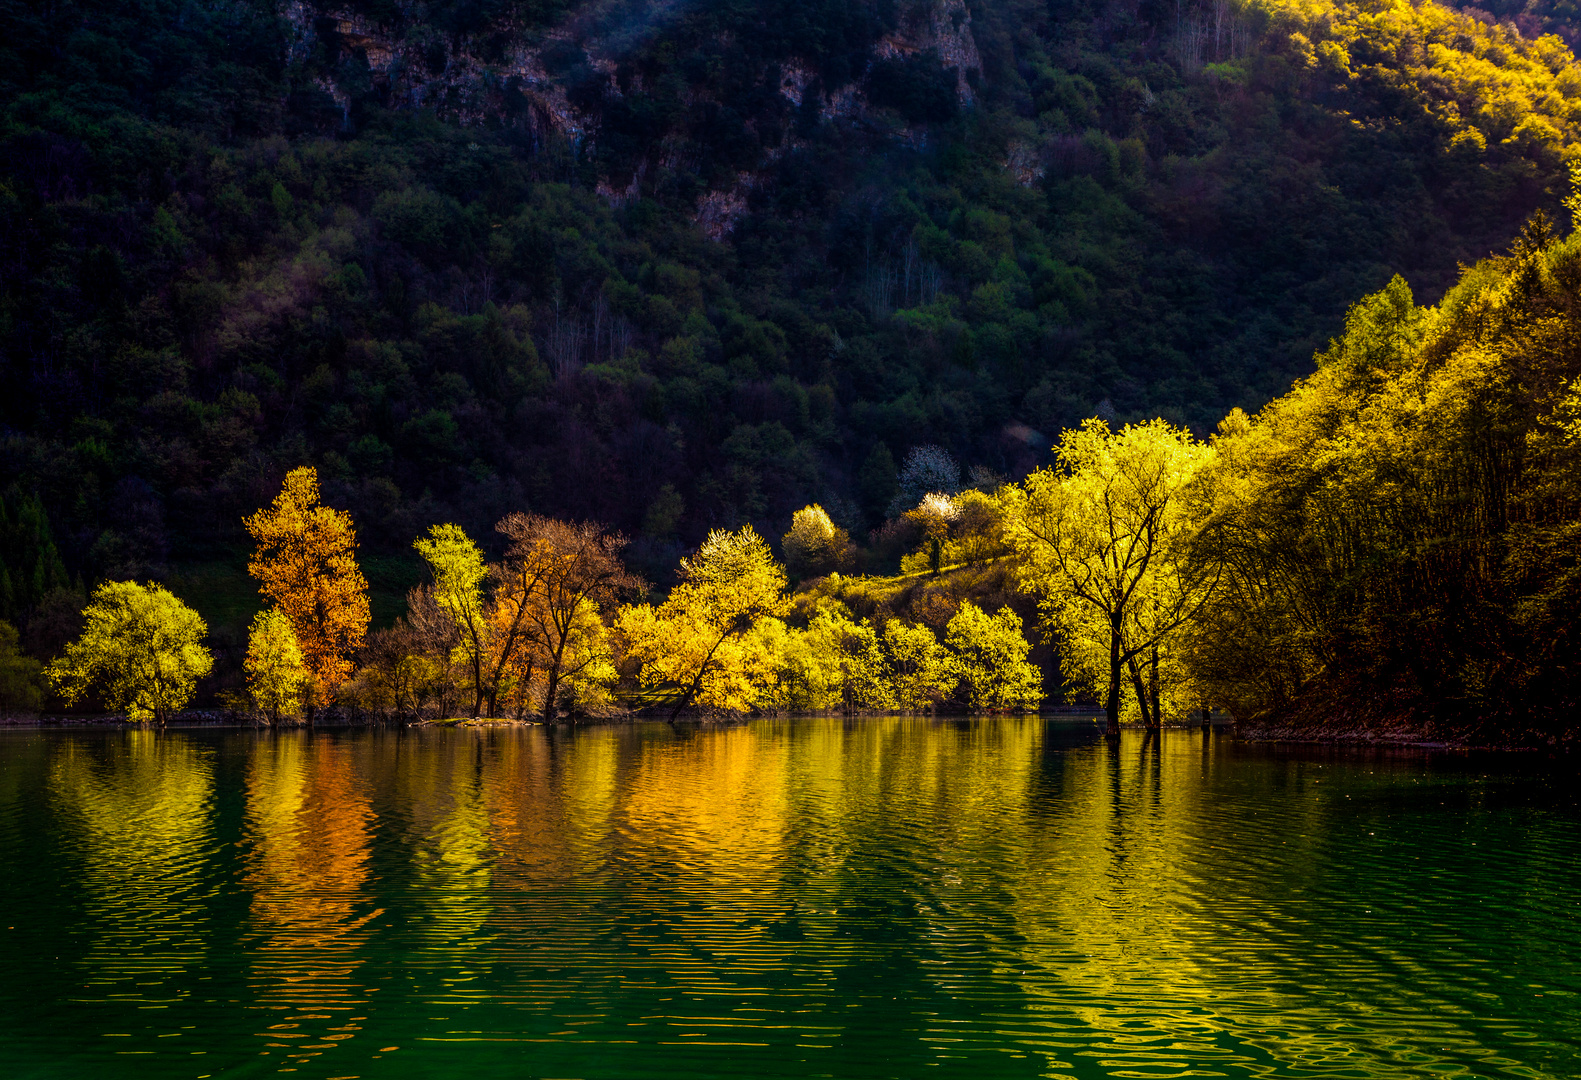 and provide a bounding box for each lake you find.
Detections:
[0,719,1575,1079]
